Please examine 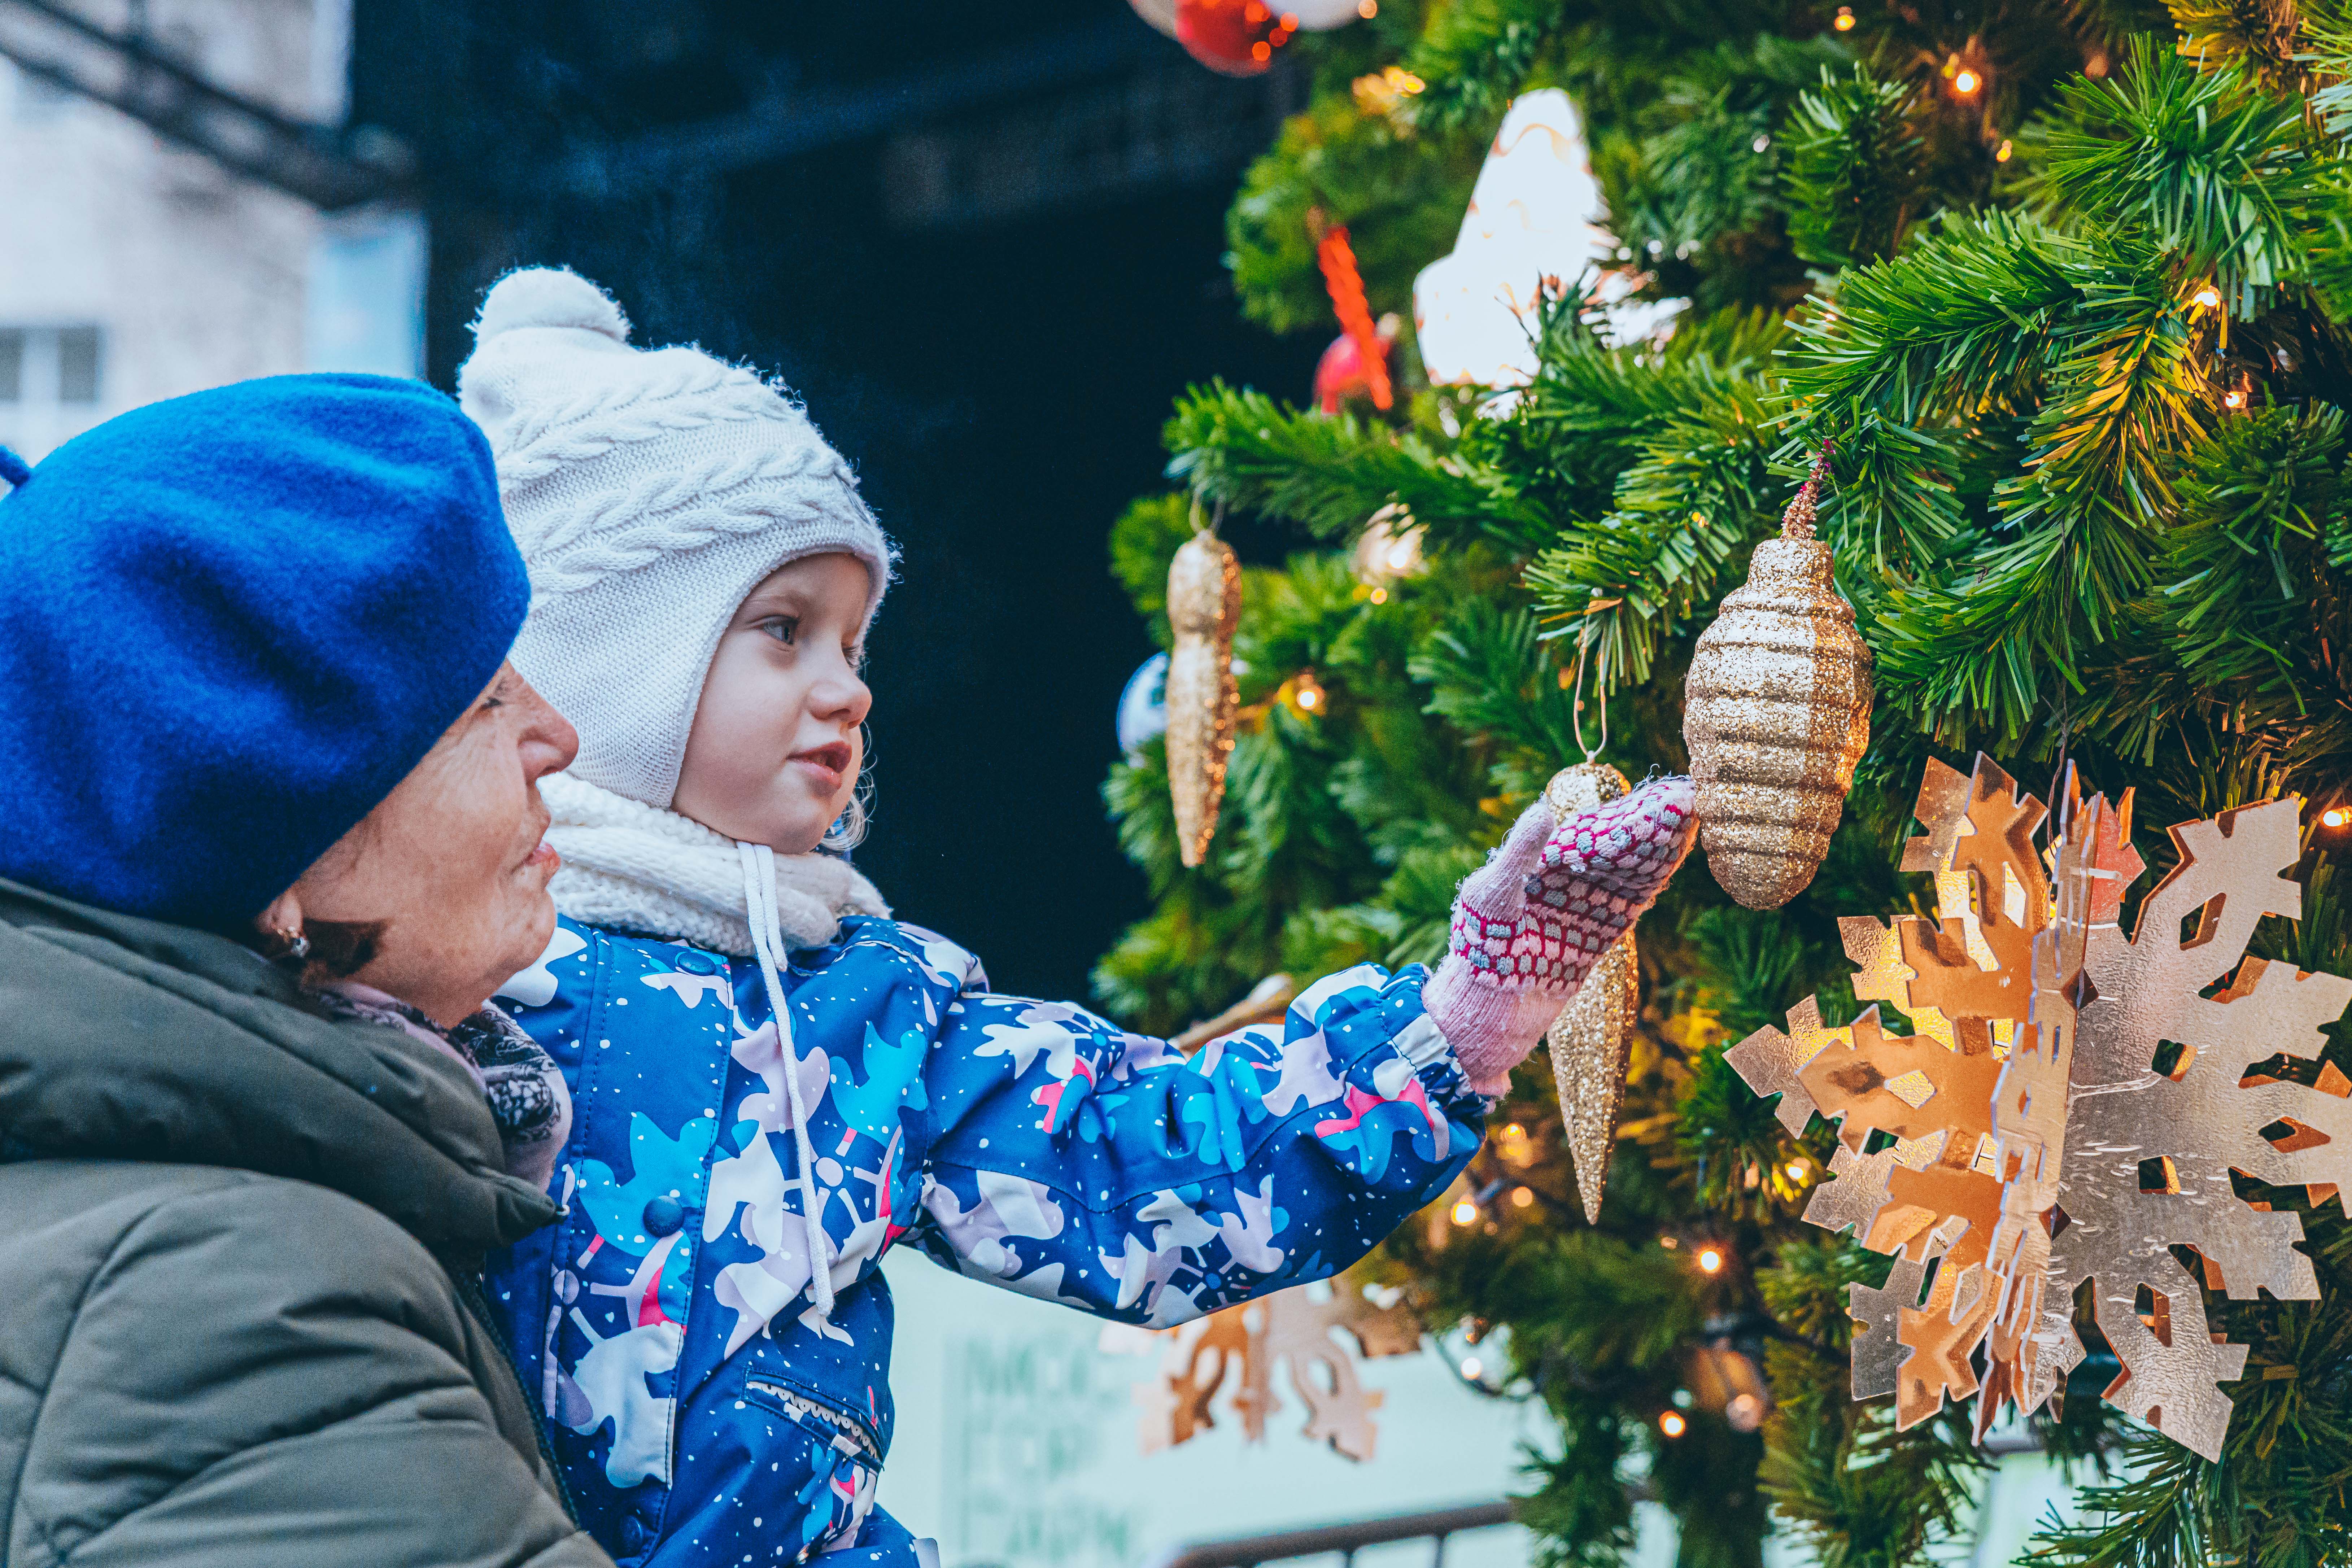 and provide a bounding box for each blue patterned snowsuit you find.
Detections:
[485,914,1485,1568]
